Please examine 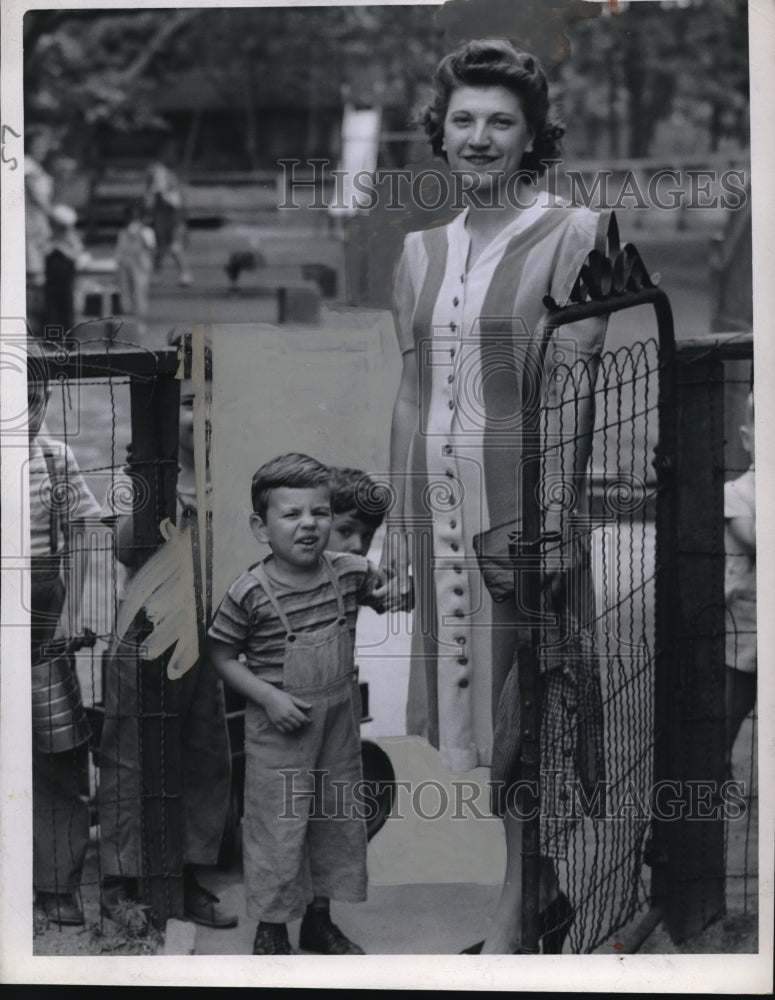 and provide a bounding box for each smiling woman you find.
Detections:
[383,39,609,955]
